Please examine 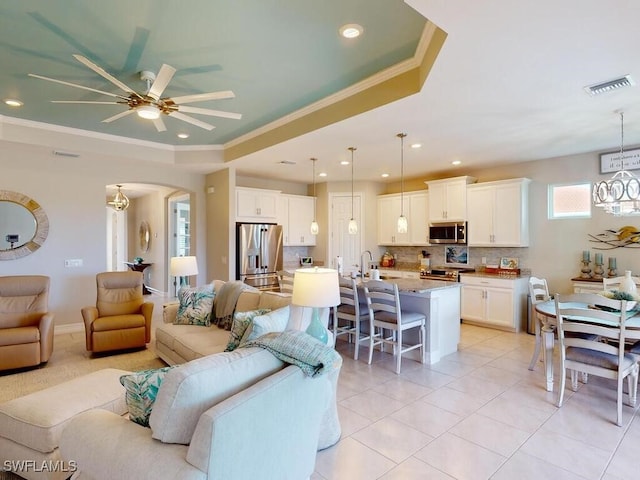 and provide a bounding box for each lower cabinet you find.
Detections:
[460,275,529,332]
[572,280,604,293]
